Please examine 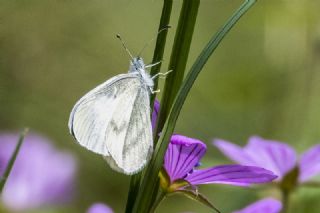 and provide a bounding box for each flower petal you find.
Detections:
[164,135,206,182]
[87,203,114,213]
[213,139,254,165]
[244,136,296,179]
[151,99,160,130]
[299,144,320,182]
[214,136,296,180]
[233,198,282,213]
[185,165,277,186]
